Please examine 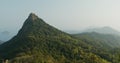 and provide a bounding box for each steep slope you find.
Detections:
[0,13,110,63]
[83,27,120,35]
